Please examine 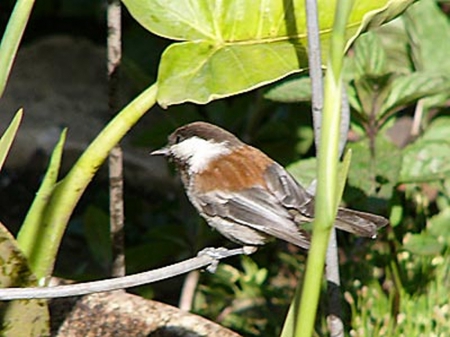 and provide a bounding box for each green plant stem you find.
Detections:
[294,1,354,336]
[0,0,35,98]
[27,83,158,281]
